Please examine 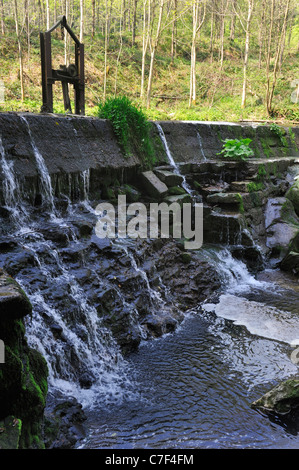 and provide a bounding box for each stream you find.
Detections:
[81,250,299,449]
[1,120,299,450]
